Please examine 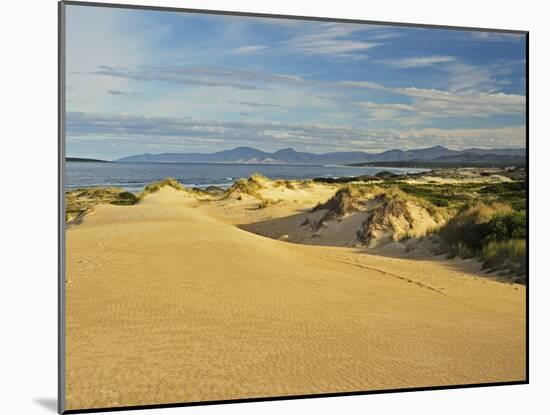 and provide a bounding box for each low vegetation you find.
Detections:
[273,179,296,190]
[313,184,381,220]
[223,174,290,208]
[139,177,185,199]
[65,187,139,222]
[436,203,526,280]
[224,173,267,198]
[312,175,380,184]
[66,177,185,222]
[481,239,526,283]
[392,182,474,207]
